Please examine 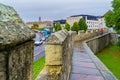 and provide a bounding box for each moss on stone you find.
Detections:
[0,3,35,48]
